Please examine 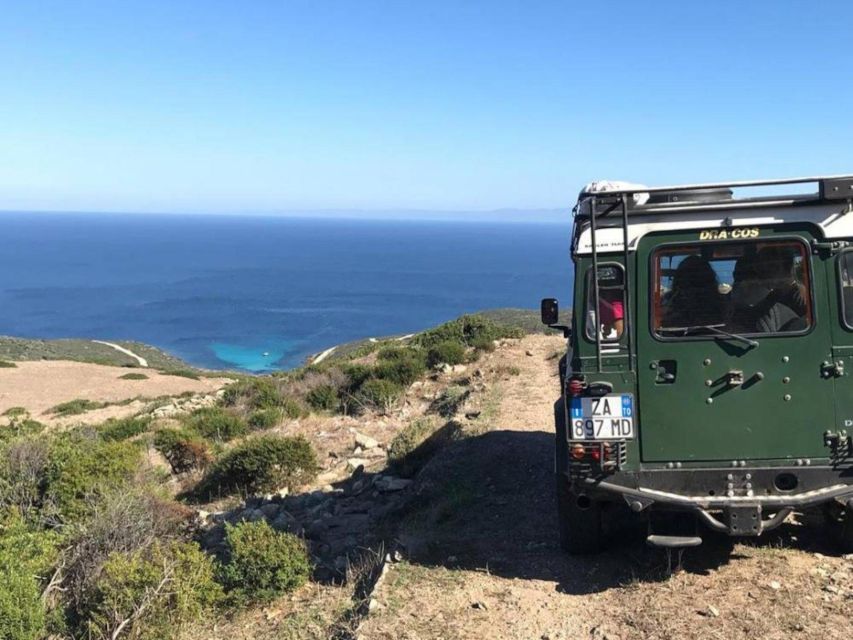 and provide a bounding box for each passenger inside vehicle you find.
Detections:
[661,255,727,328]
[728,247,806,333]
